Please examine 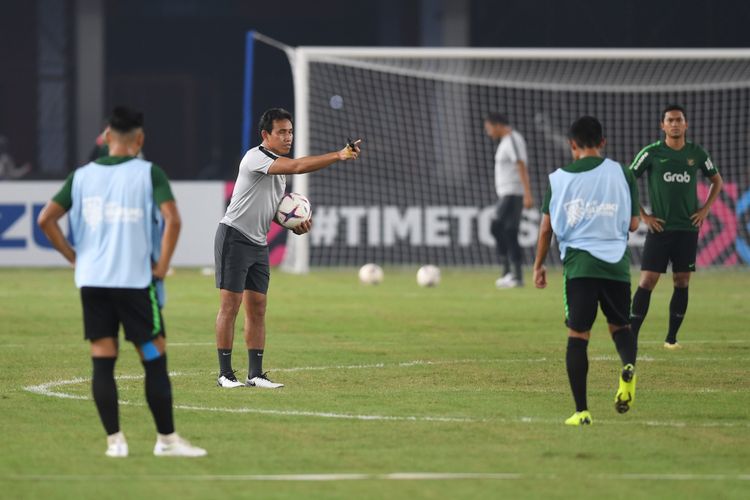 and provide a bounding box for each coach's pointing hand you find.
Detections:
[338,139,362,160]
